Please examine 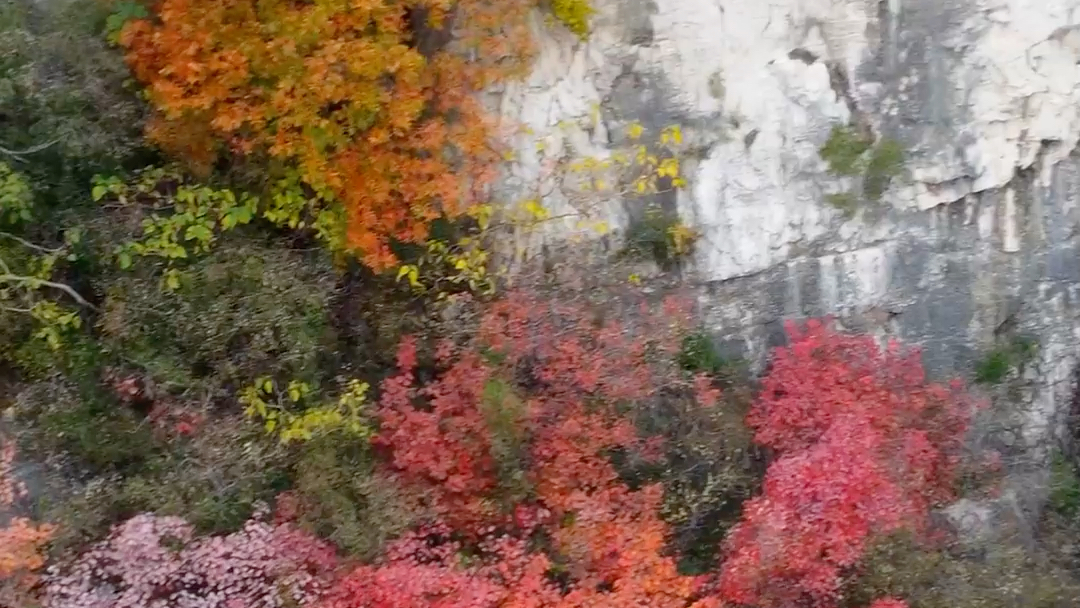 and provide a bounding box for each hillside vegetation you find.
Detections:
[2,2,1080,608]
